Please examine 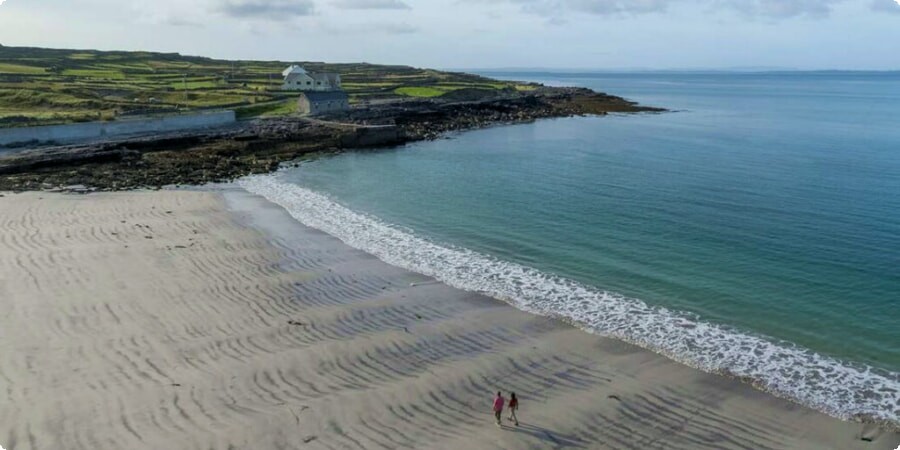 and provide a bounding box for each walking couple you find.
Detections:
[492,391,519,426]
